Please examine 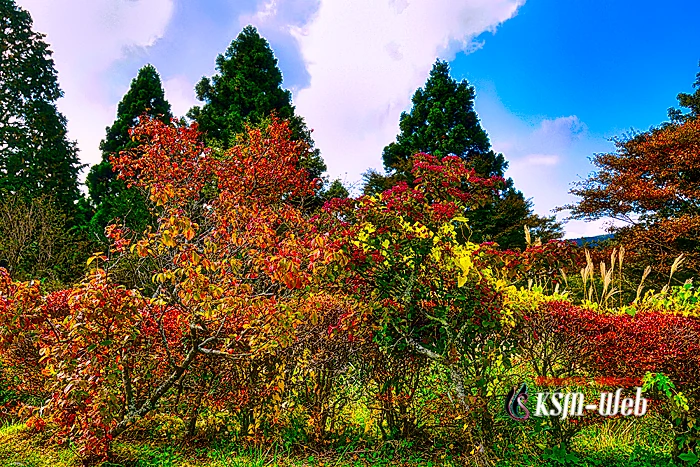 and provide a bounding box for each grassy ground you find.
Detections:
[0,417,682,467]
[0,423,479,467]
